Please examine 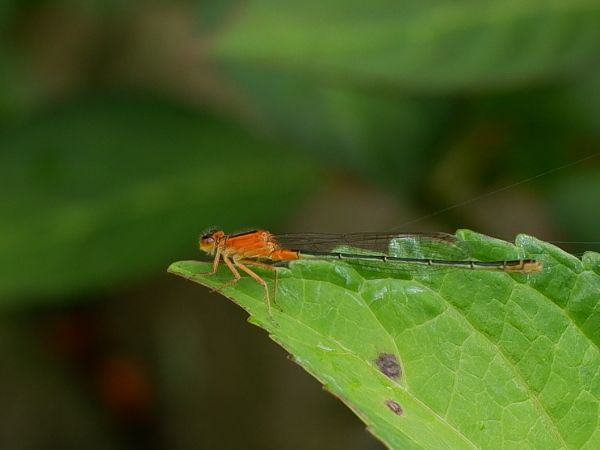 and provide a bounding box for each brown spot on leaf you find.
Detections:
[385,399,403,416]
[375,353,401,379]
